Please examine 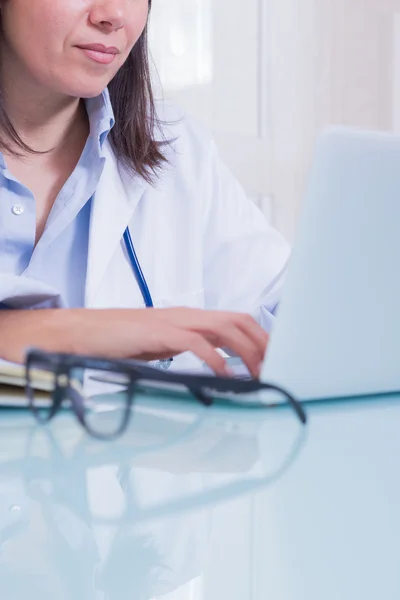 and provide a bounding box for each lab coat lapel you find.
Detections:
[85,142,146,306]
